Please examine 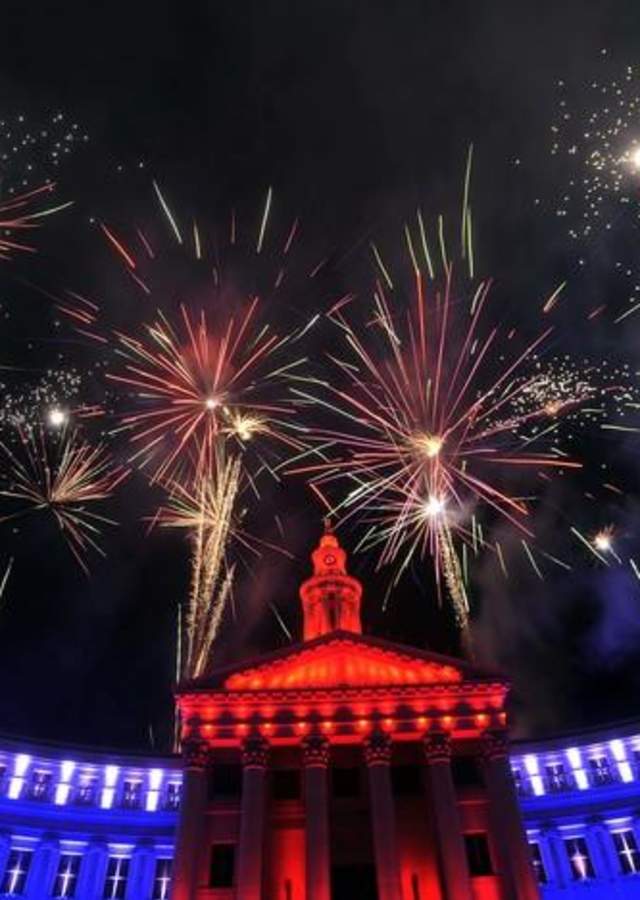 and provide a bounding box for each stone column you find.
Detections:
[77,841,109,900]
[537,828,561,886]
[482,731,540,900]
[303,734,331,900]
[236,735,270,900]
[422,733,473,900]
[126,843,155,899]
[170,739,210,900]
[585,820,616,879]
[26,835,59,899]
[544,826,572,888]
[364,732,403,900]
[0,834,10,884]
